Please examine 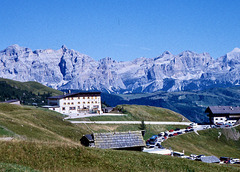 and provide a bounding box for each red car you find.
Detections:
[173,133,178,136]
[169,129,174,132]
